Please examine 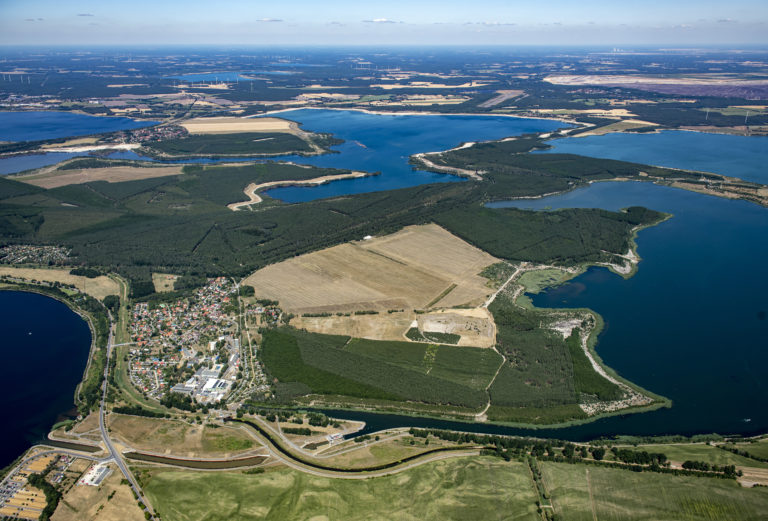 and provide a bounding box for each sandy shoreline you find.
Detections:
[40,143,141,153]
[228,170,375,210]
